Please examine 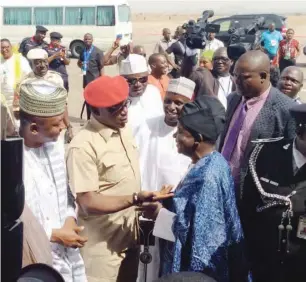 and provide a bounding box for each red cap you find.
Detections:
[84,76,129,107]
